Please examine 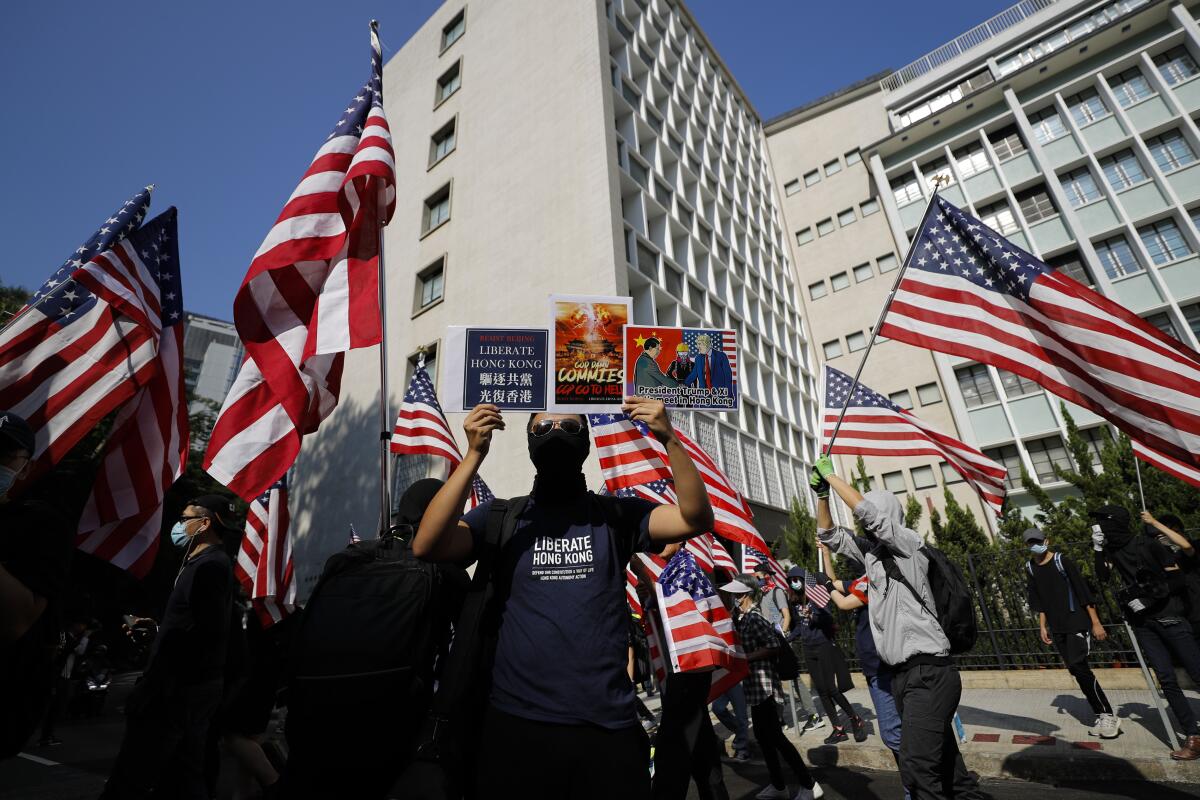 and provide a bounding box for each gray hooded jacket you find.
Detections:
[817,490,950,666]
